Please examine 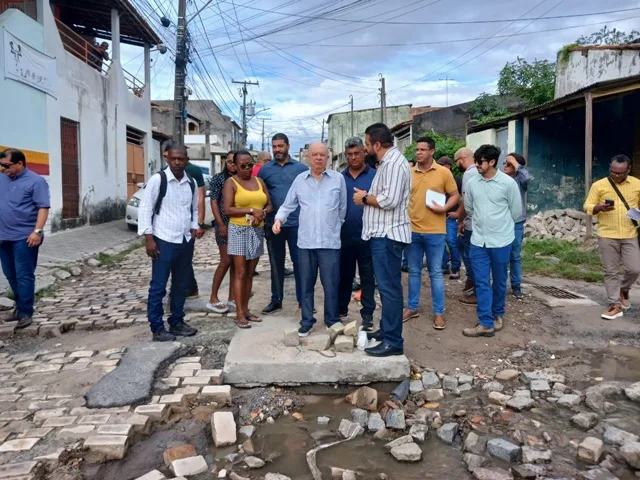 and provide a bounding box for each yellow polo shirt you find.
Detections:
[584,175,640,239]
[409,163,458,234]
